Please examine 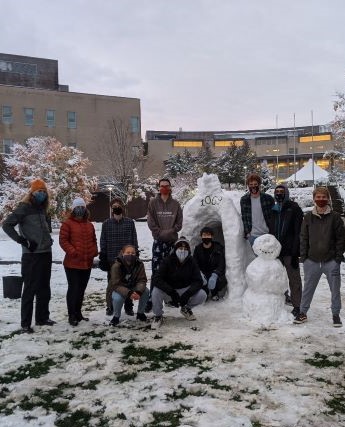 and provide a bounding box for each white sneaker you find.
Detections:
[180,306,196,321]
[151,316,163,330]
